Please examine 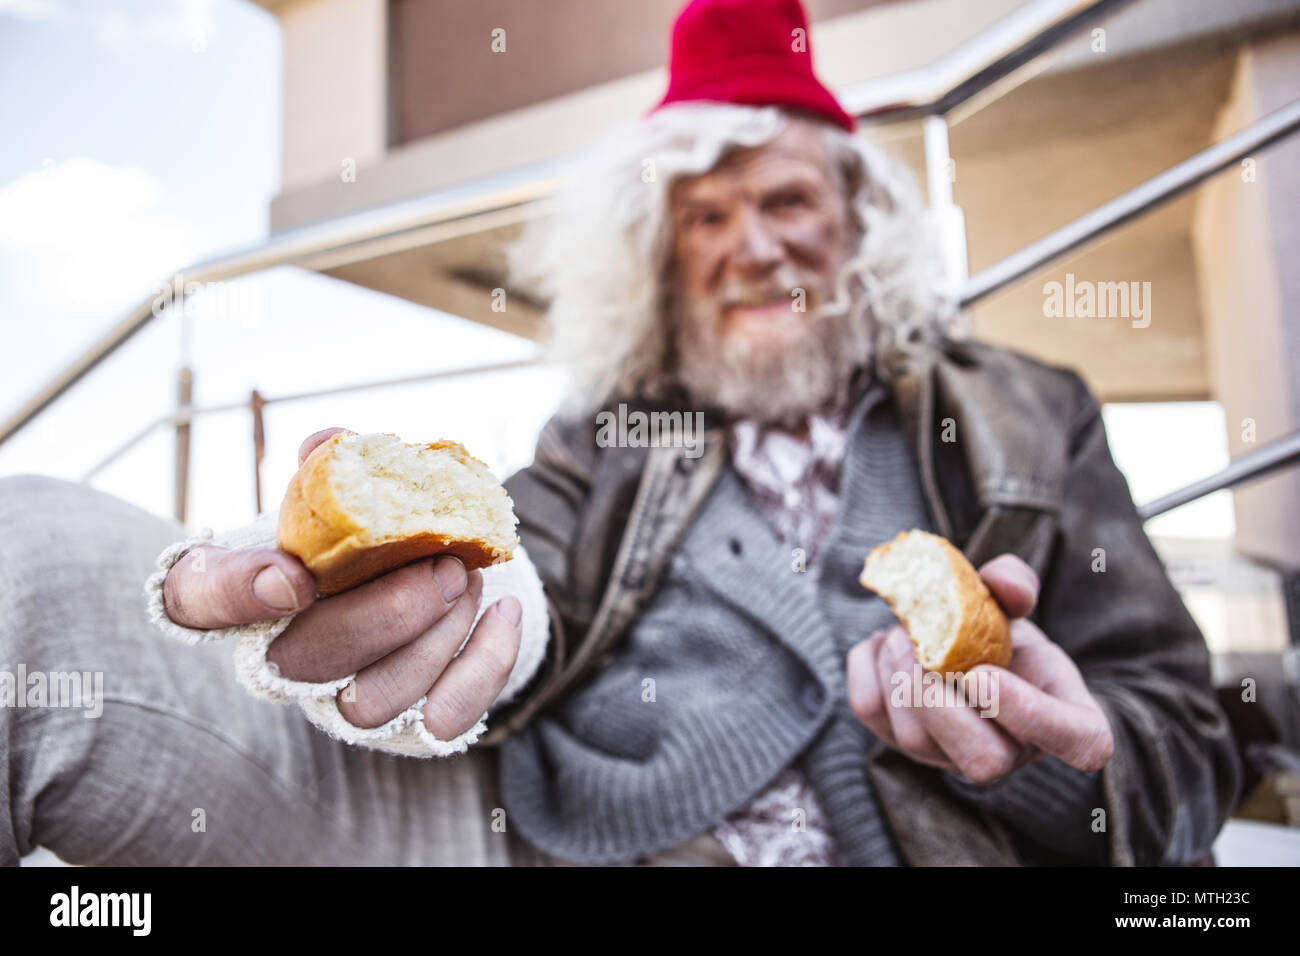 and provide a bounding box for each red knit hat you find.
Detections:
[650,0,856,133]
